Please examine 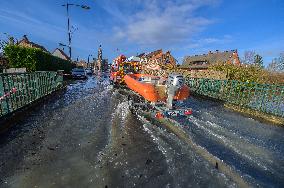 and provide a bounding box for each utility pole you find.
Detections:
[62,3,90,61]
[67,4,71,60]
[87,54,92,68]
